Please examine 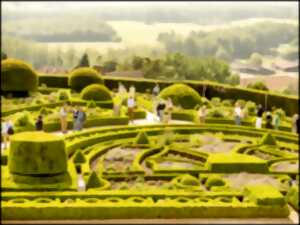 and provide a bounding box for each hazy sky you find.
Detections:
[2,1,298,11]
